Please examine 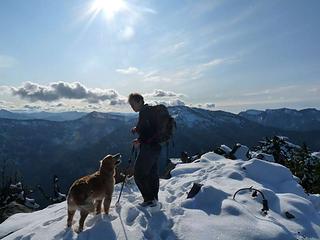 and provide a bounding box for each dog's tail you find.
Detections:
[67,195,78,212]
